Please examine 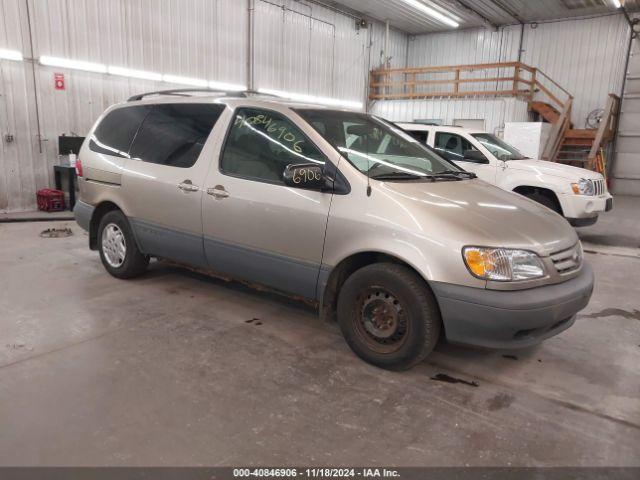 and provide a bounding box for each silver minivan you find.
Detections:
[74,90,594,369]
